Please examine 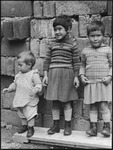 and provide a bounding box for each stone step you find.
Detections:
[13,127,112,149]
